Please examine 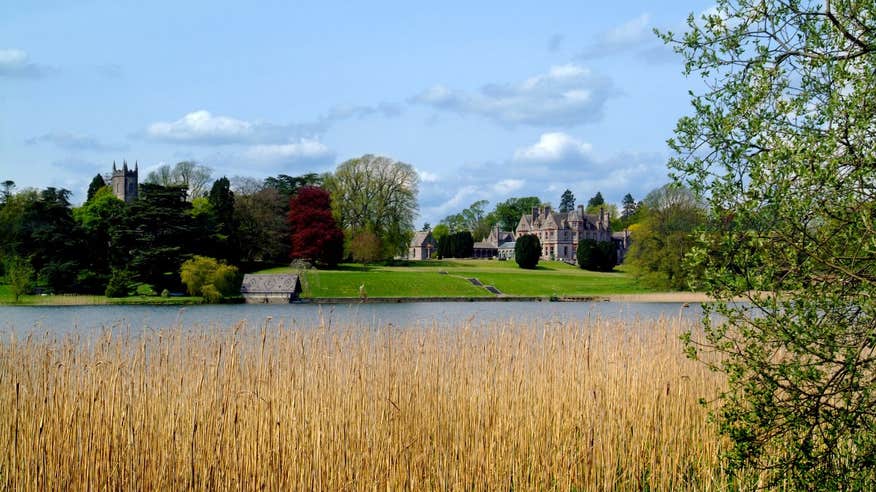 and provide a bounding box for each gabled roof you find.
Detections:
[473,241,498,250]
[410,231,435,247]
[240,274,301,294]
